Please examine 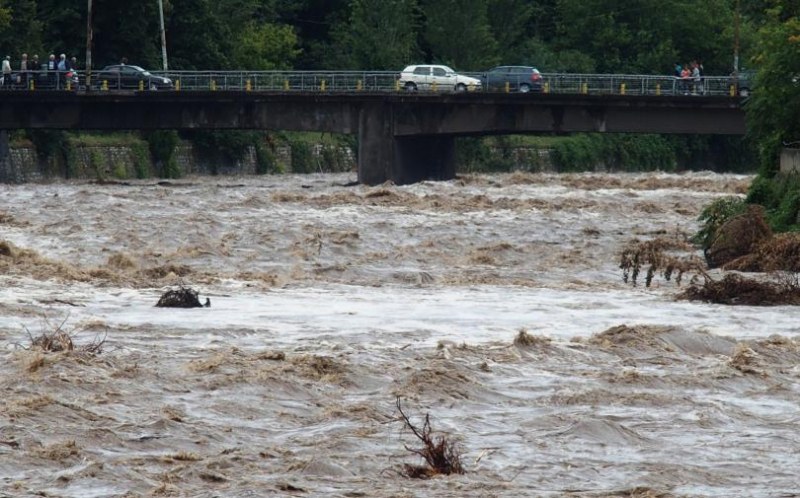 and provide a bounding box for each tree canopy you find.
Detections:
[0,0,759,74]
[745,1,800,172]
